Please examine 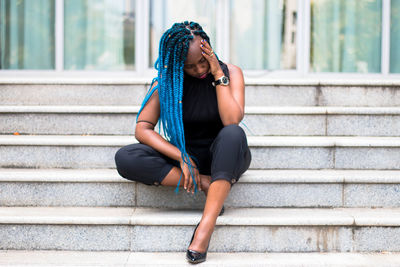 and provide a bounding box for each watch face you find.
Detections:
[213,76,229,86]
